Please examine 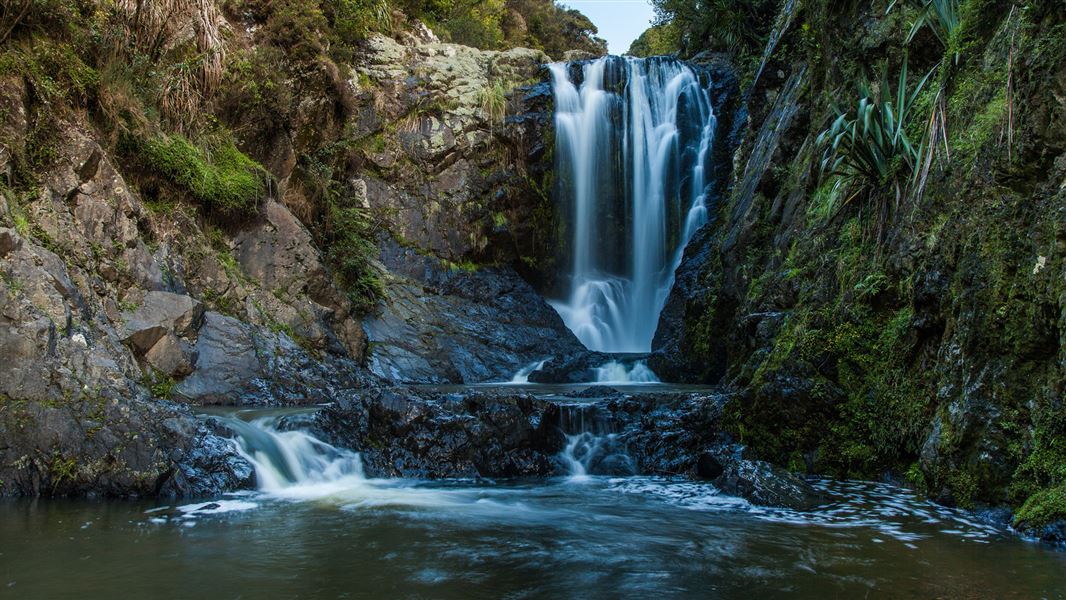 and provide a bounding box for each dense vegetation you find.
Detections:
[393,0,607,57]
[642,0,1066,531]
[629,0,776,59]
[0,0,602,315]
